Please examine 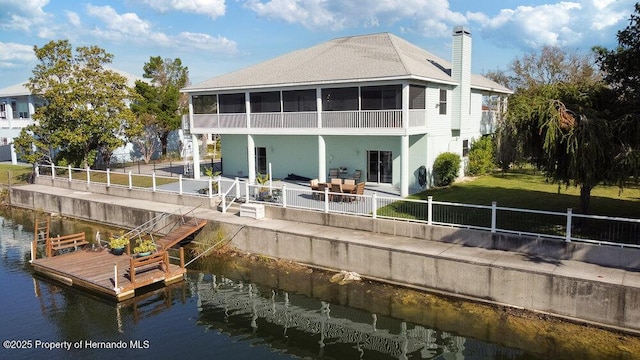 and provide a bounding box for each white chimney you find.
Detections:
[451,26,471,131]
